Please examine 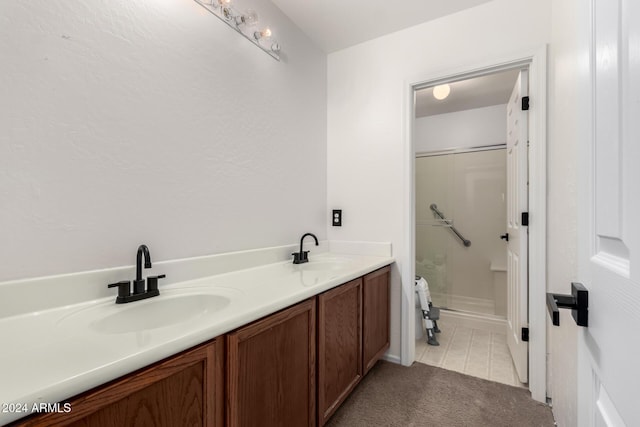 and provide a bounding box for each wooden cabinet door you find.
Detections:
[12,339,224,427]
[226,299,316,427]
[317,278,362,426]
[362,266,390,375]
